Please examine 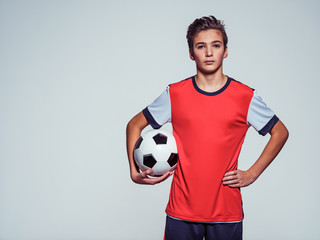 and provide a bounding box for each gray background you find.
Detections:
[1,0,319,239]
